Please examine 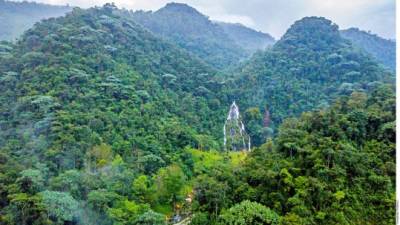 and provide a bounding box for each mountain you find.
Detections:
[217,22,275,53]
[0,0,71,41]
[0,6,233,223]
[231,17,394,145]
[0,4,395,224]
[130,3,273,69]
[0,4,227,174]
[341,28,396,71]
